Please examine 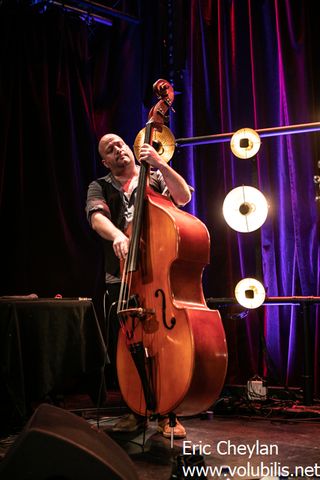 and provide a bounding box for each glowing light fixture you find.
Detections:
[230,128,261,159]
[235,278,266,309]
[222,185,269,233]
